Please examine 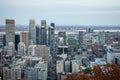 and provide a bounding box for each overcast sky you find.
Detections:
[0,0,120,26]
